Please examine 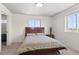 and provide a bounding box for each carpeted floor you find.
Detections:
[0,42,79,55]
